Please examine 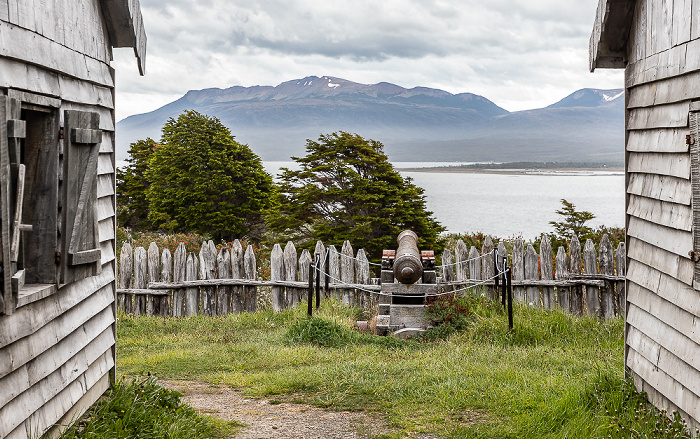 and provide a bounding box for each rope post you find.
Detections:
[501,260,507,308]
[506,266,513,331]
[307,260,314,317]
[315,253,321,309]
[324,249,330,298]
